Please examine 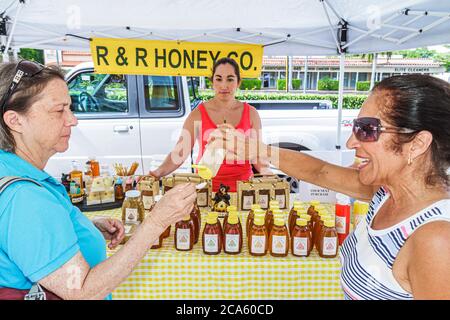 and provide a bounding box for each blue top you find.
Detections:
[0,150,111,300]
